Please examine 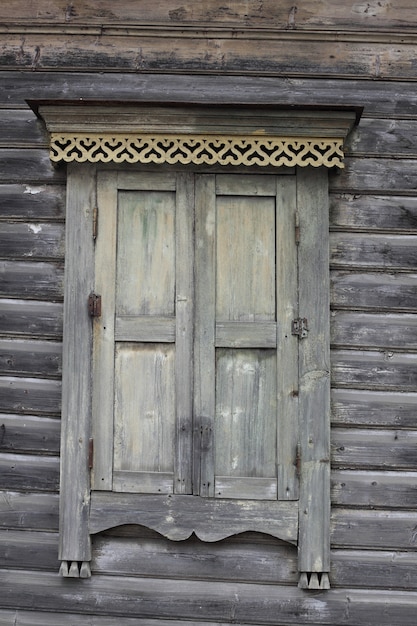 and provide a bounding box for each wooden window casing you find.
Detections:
[31,102,359,589]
